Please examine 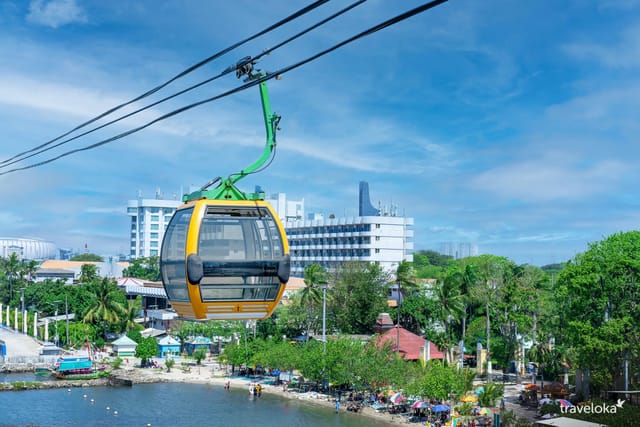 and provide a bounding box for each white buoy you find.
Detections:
[106,406,110,411]
[67,389,71,393]
[83,394,87,399]
[90,399,95,404]
[114,411,118,416]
